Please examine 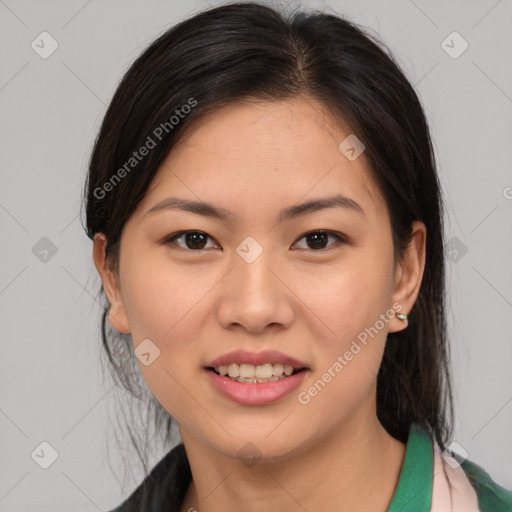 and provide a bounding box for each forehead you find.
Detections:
[140,96,387,224]
[174,96,352,162]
